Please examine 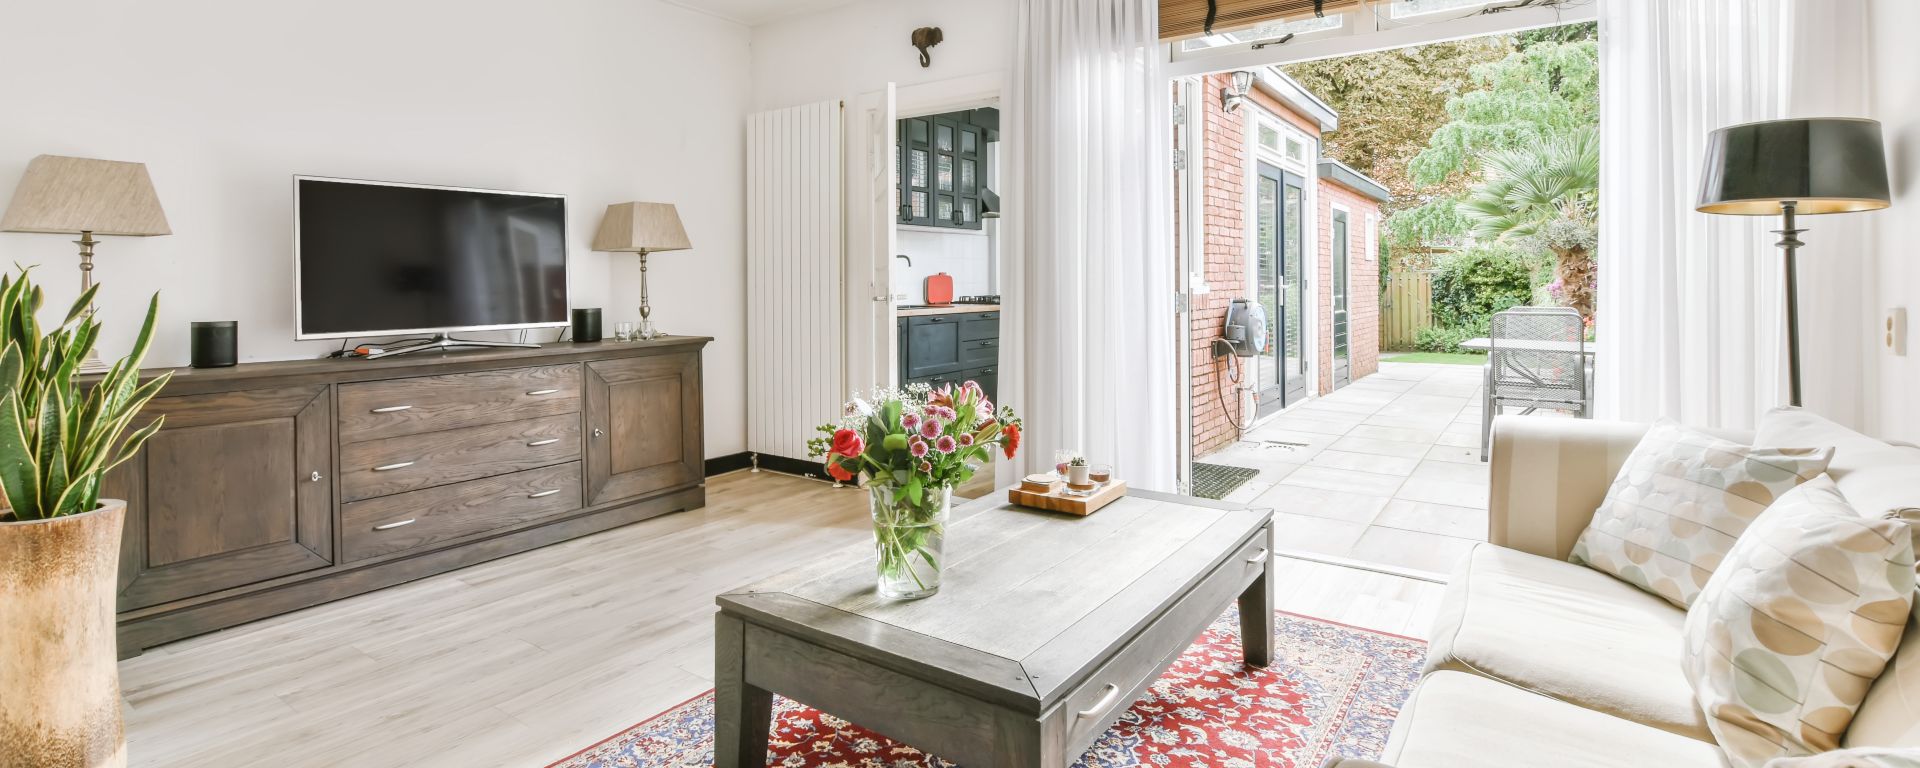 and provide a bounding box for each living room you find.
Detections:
[0,1,1916,767]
